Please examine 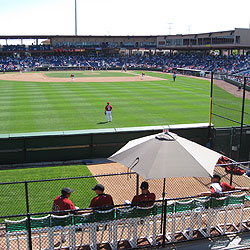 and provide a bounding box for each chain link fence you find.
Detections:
[1,164,250,249]
[1,164,250,218]
[0,172,139,219]
[1,192,250,250]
